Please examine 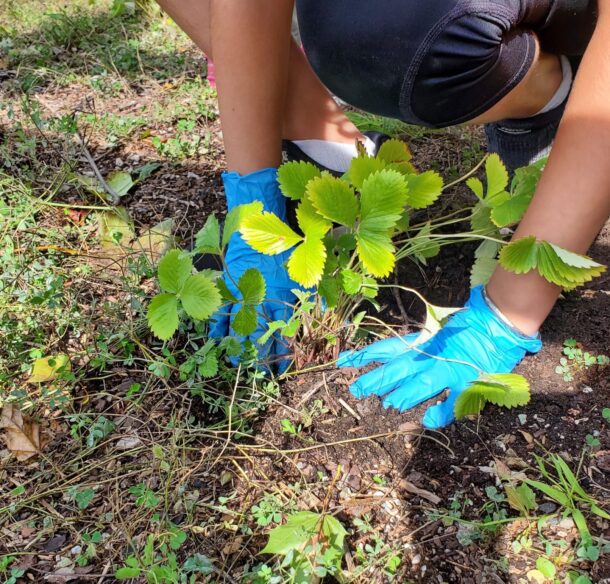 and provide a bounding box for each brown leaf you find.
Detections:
[518,430,534,445]
[0,405,41,461]
[398,479,441,504]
